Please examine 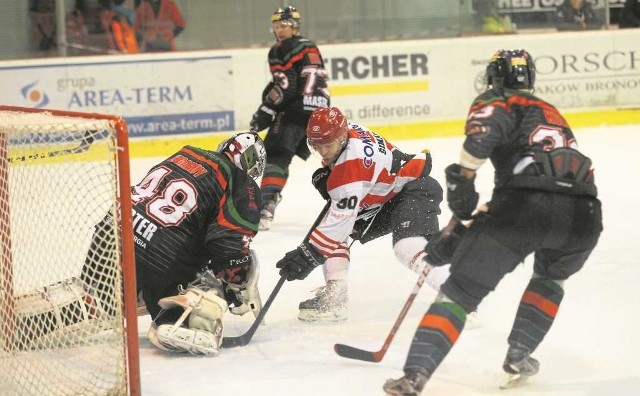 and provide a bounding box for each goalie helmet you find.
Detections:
[218,132,266,180]
[271,6,301,32]
[485,49,536,90]
[306,107,349,166]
